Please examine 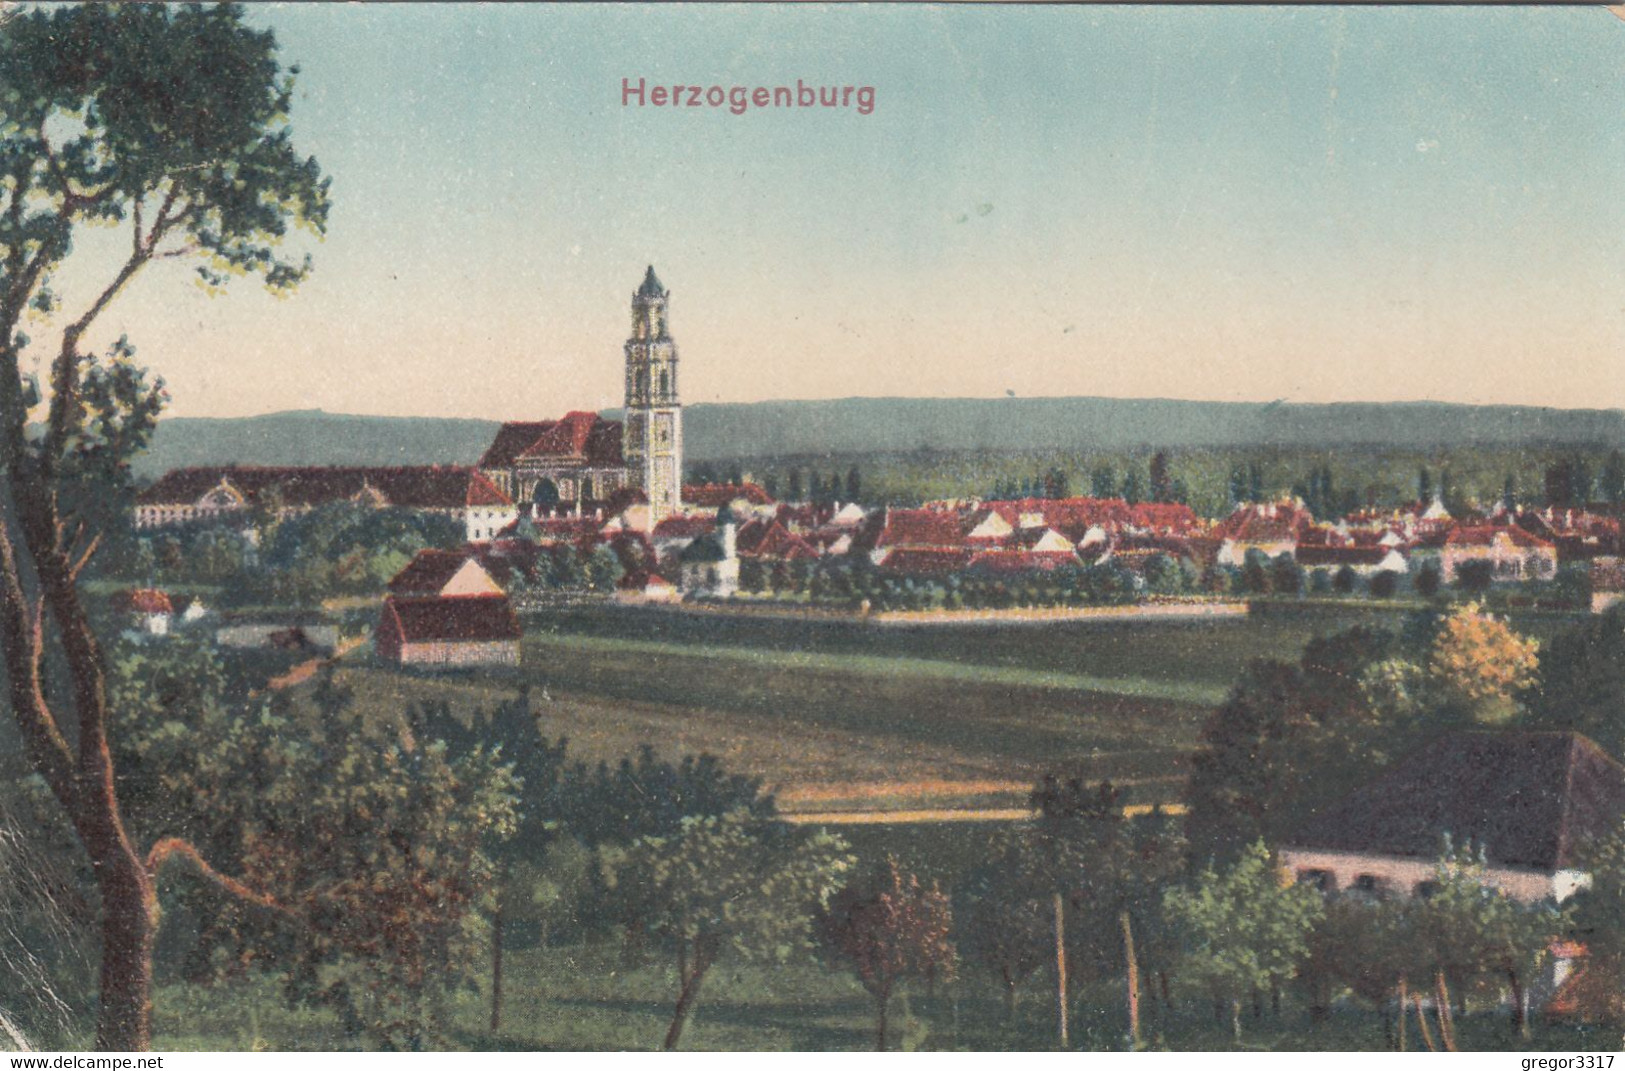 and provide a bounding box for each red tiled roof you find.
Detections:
[1445,524,1554,550]
[875,508,966,550]
[115,589,173,615]
[478,412,624,469]
[137,466,512,510]
[684,482,774,508]
[382,596,521,644]
[387,549,495,596]
[652,516,715,540]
